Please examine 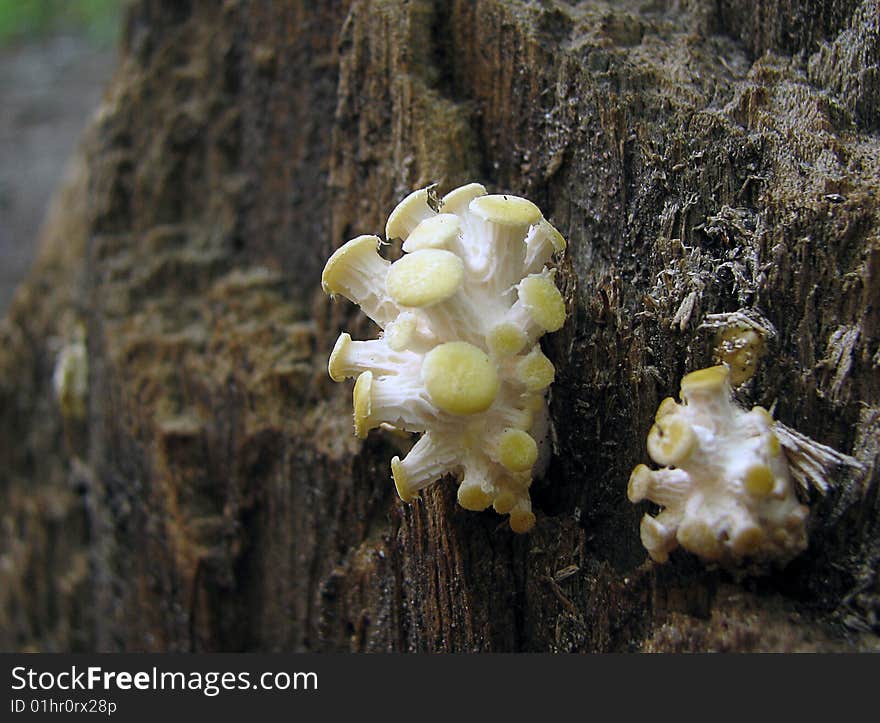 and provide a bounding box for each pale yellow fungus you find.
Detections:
[422,341,499,415]
[514,348,556,392]
[352,371,373,439]
[627,464,653,502]
[458,479,494,511]
[386,313,417,352]
[403,213,461,252]
[743,464,775,497]
[714,325,765,386]
[524,220,567,275]
[439,182,487,215]
[509,508,537,534]
[628,364,808,568]
[655,396,678,420]
[487,322,528,357]
[328,332,353,382]
[390,432,460,502]
[386,249,464,308]
[535,219,566,252]
[321,234,386,297]
[518,274,566,332]
[320,234,397,326]
[646,417,697,466]
[680,364,730,395]
[323,183,567,532]
[497,429,539,472]
[470,194,542,228]
[492,489,517,515]
[390,457,414,502]
[731,524,765,557]
[385,187,435,241]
